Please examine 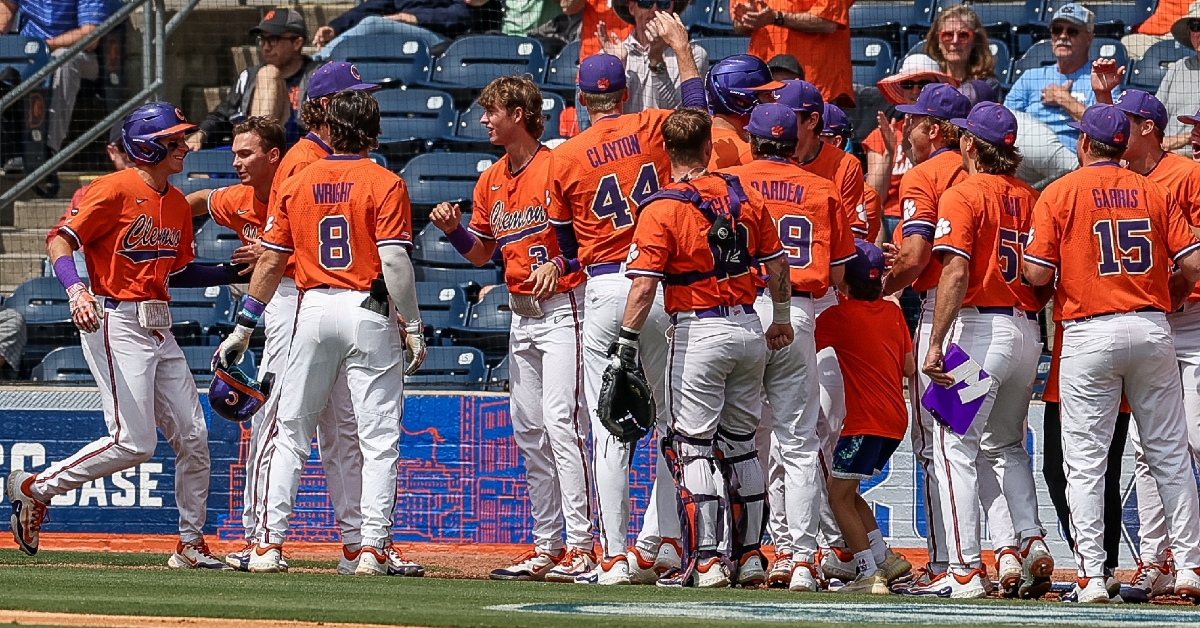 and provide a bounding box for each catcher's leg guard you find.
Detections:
[717,427,767,563]
[661,430,729,585]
